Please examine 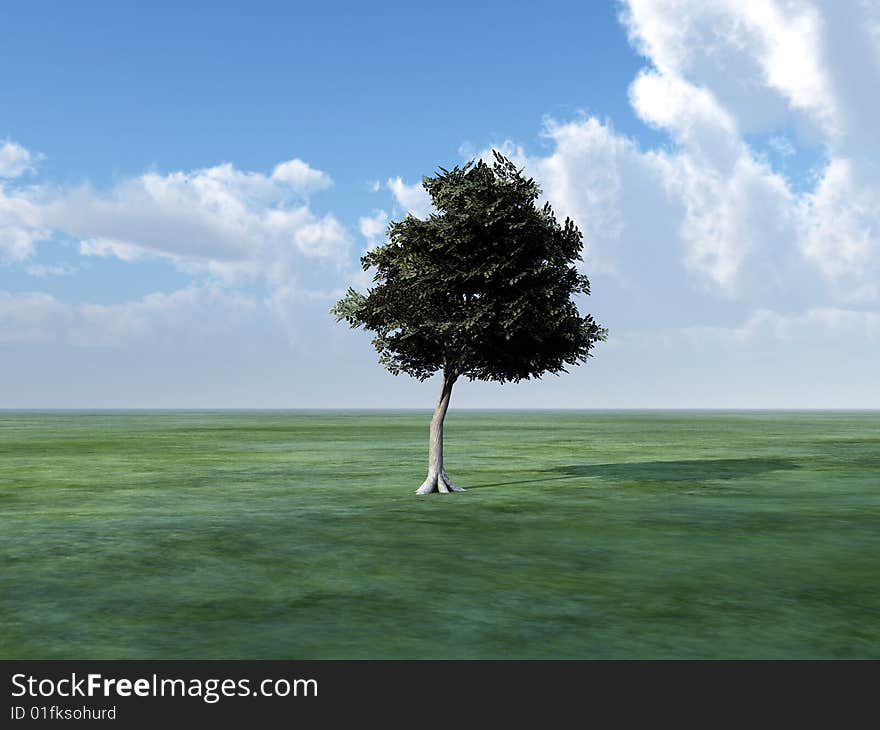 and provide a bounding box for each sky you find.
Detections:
[1,0,879,408]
